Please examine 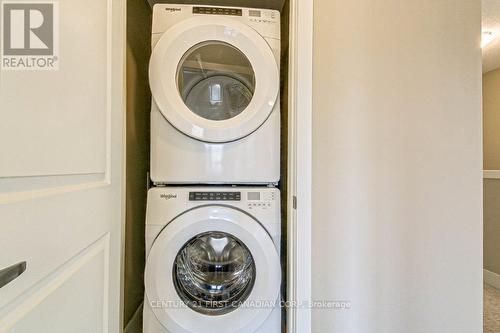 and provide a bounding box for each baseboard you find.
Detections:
[484,269,500,290]
[124,302,143,333]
